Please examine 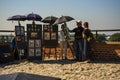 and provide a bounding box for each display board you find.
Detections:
[15,26,26,57]
[27,24,42,60]
[43,25,58,47]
